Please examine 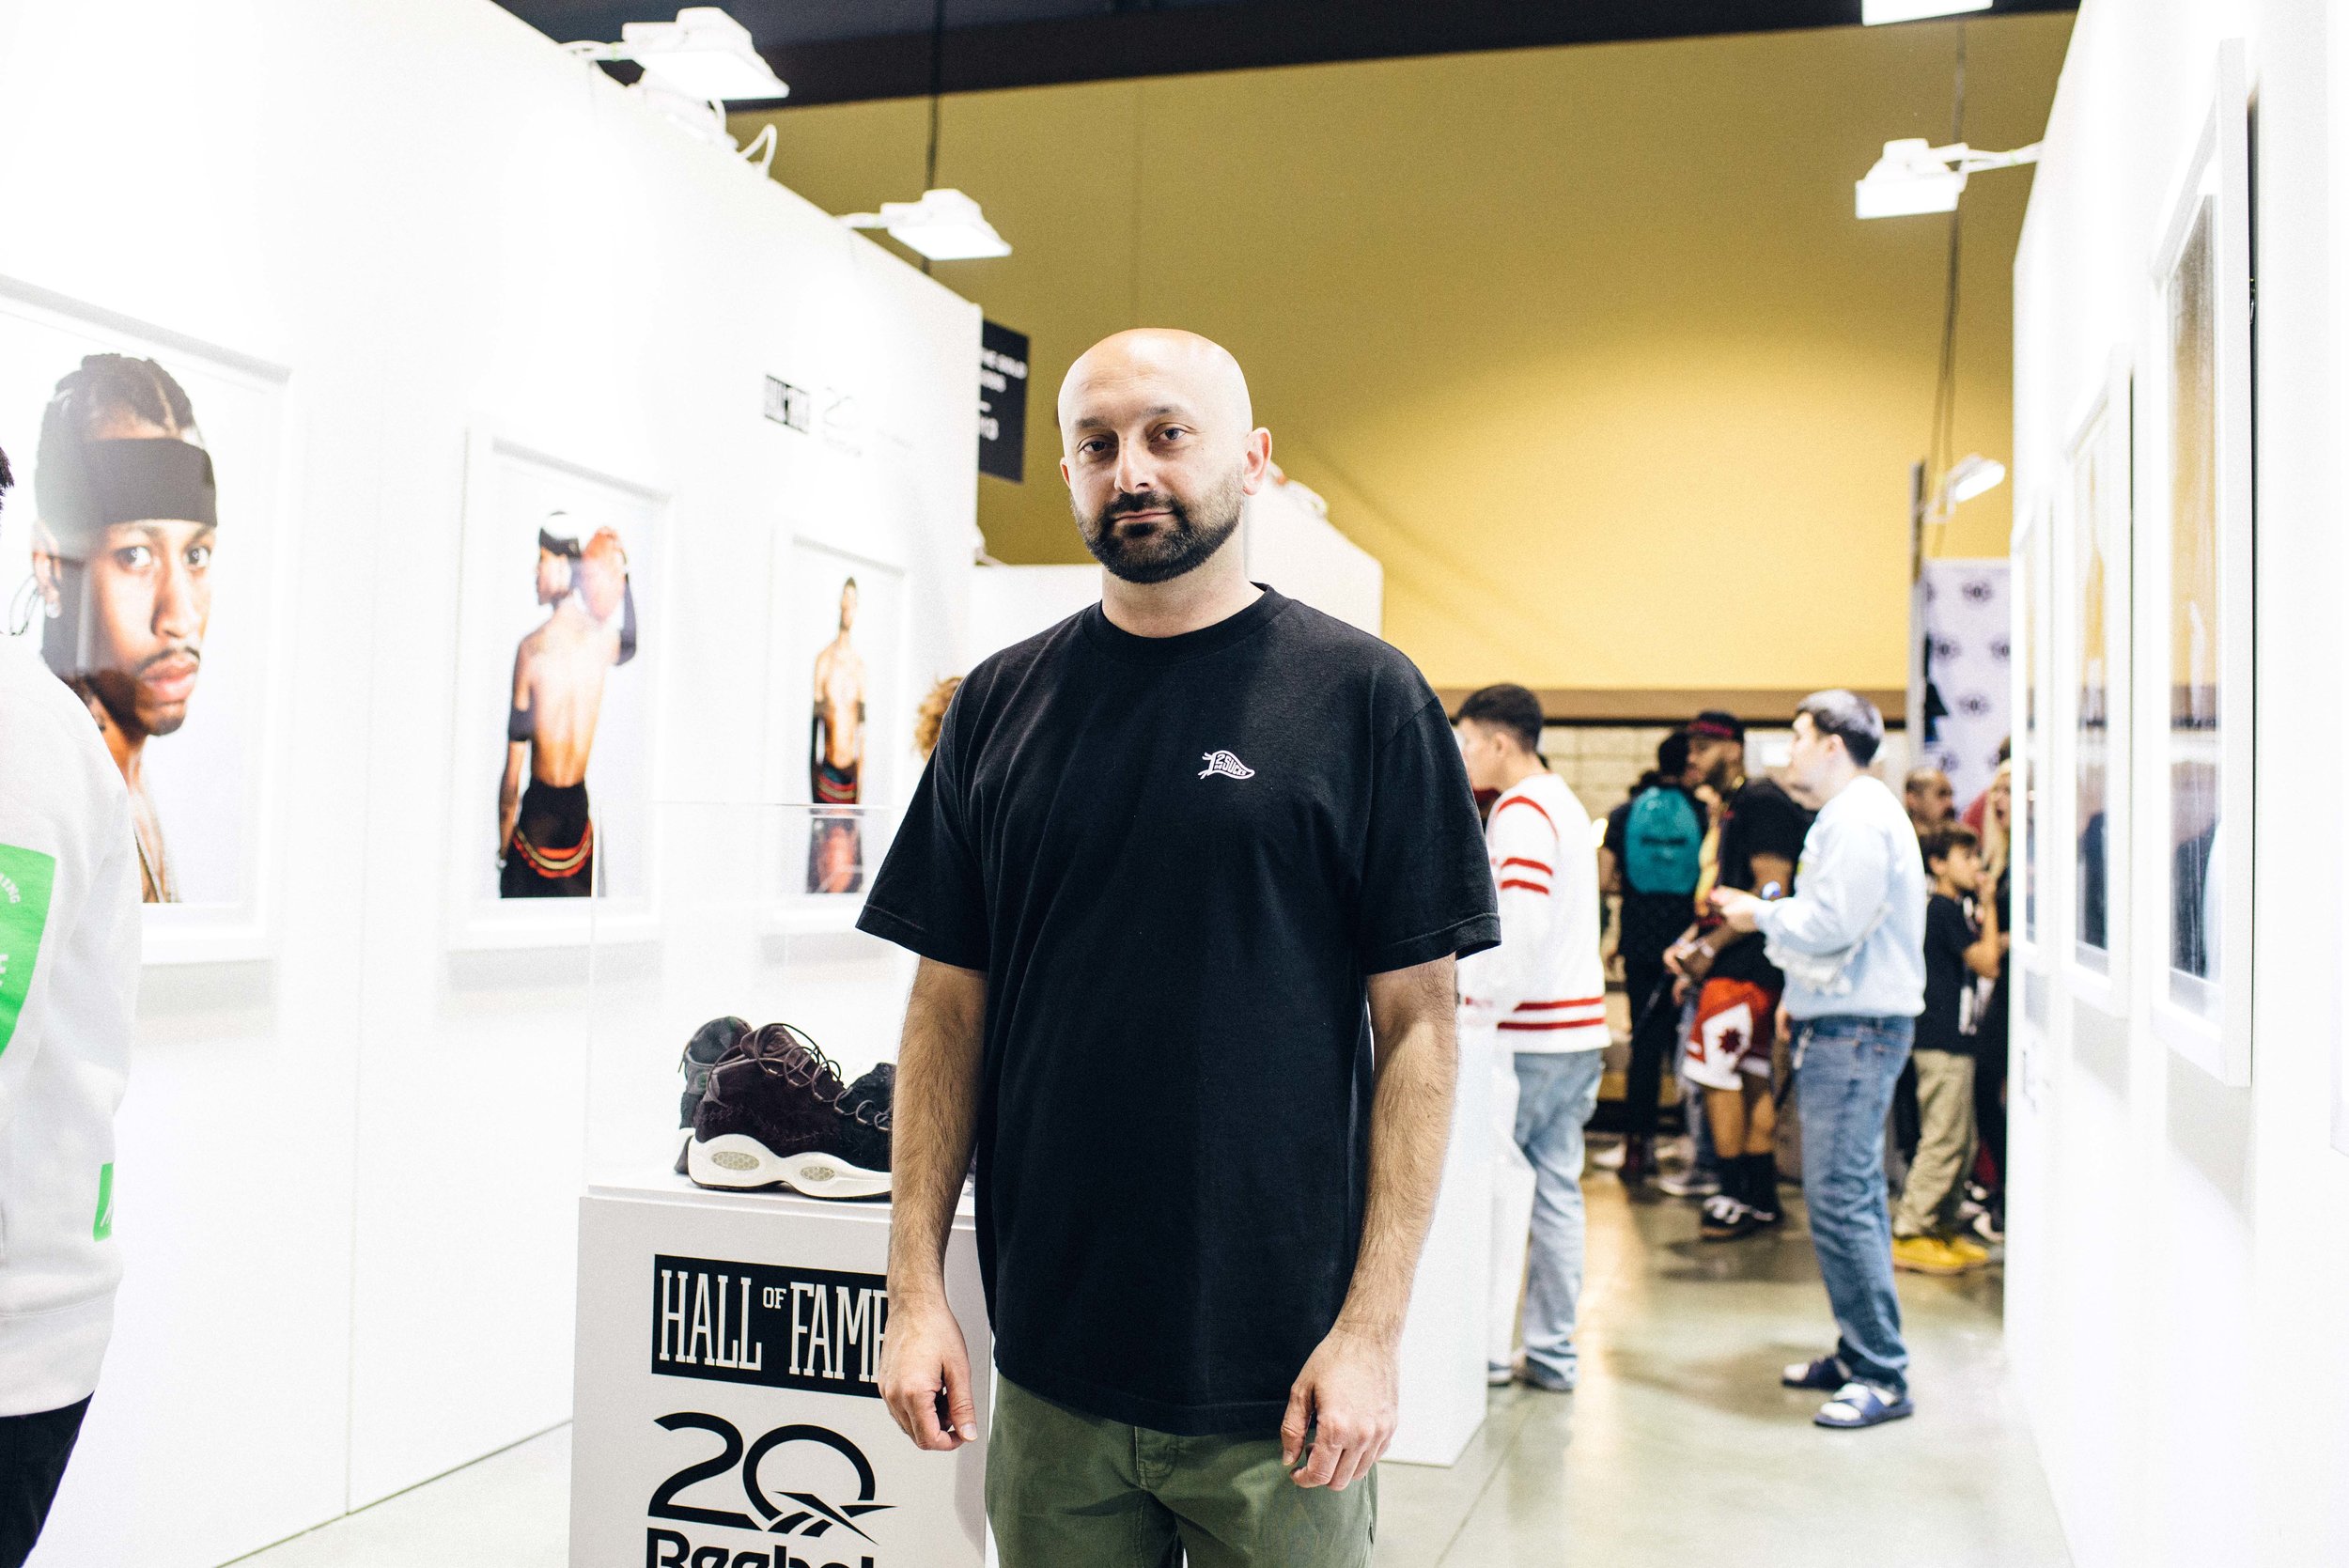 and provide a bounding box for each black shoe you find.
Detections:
[686,1023,894,1199]
[675,1017,750,1173]
[1620,1137,1654,1186]
[1699,1194,1765,1241]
